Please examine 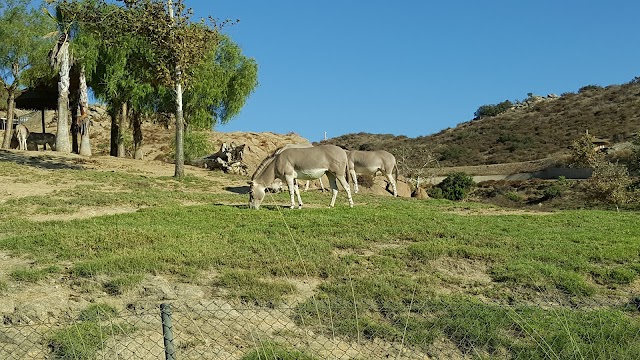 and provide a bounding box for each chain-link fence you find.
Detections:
[1,299,639,359]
